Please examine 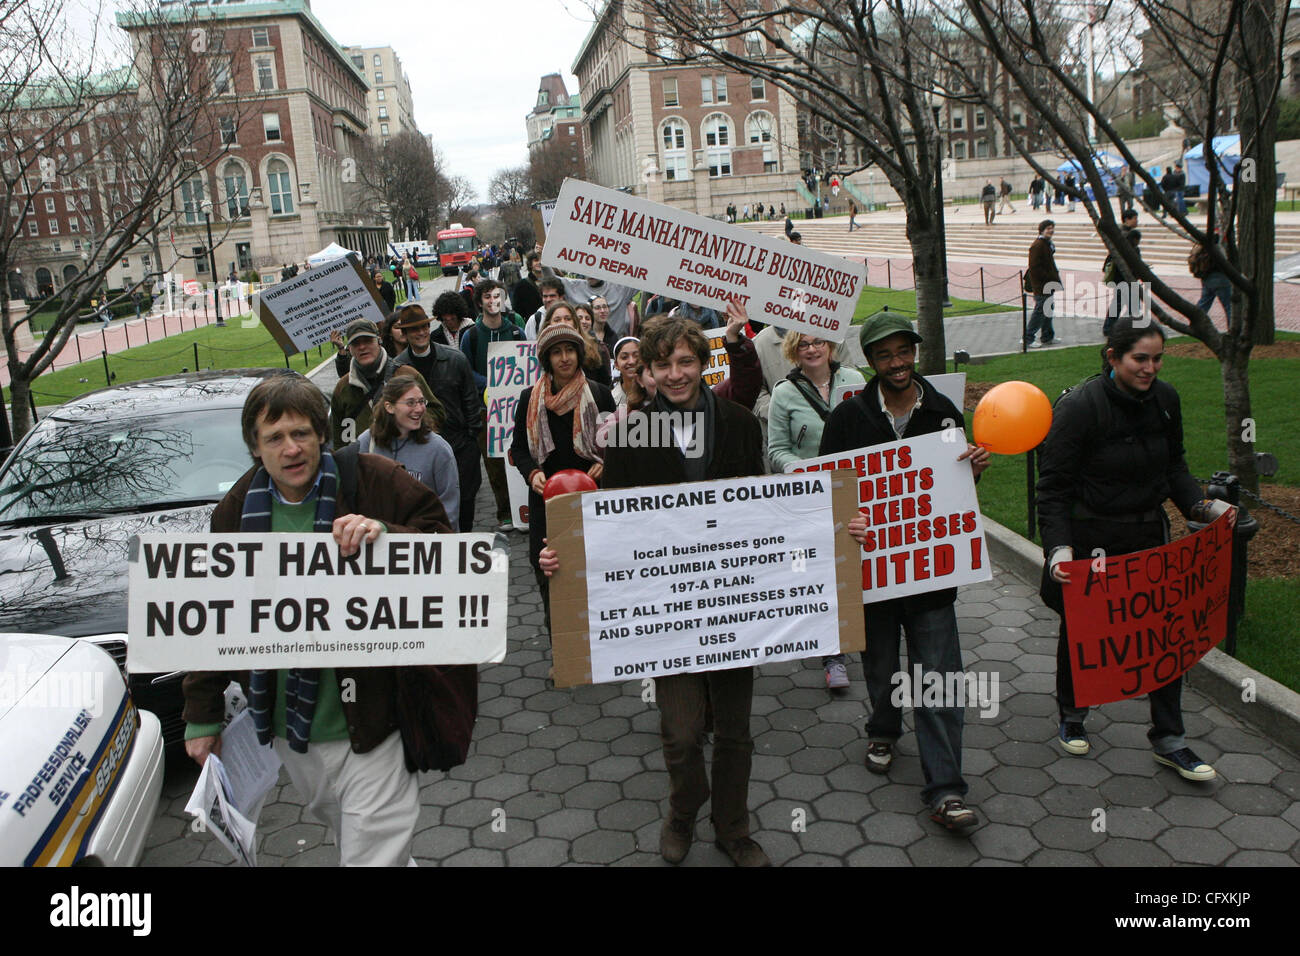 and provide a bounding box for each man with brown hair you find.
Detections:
[540,311,769,867]
[183,374,457,866]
